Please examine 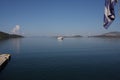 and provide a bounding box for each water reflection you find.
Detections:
[11,38,21,54]
[57,39,63,42]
